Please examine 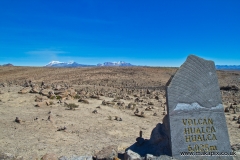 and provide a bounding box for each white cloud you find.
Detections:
[25,49,68,62]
